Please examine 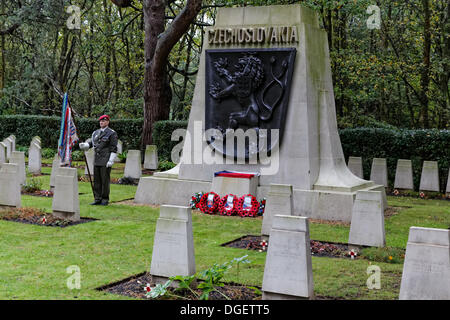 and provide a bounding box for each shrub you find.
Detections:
[23,178,43,193]
[158,160,176,171]
[71,150,85,161]
[41,148,56,159]
[152,120,188,162]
